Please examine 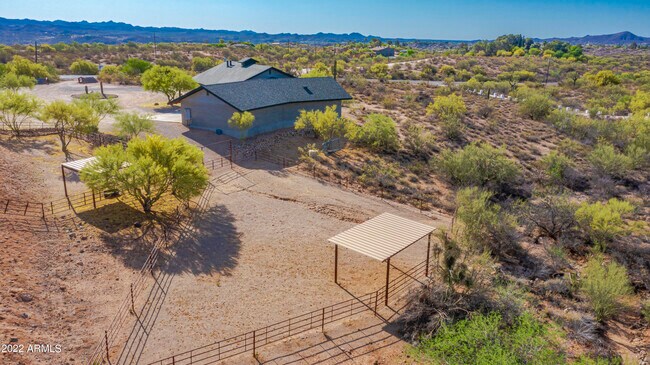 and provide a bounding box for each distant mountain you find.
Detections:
[0,17,647,46]
[540,31,650,45]
[0,17,427,45]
